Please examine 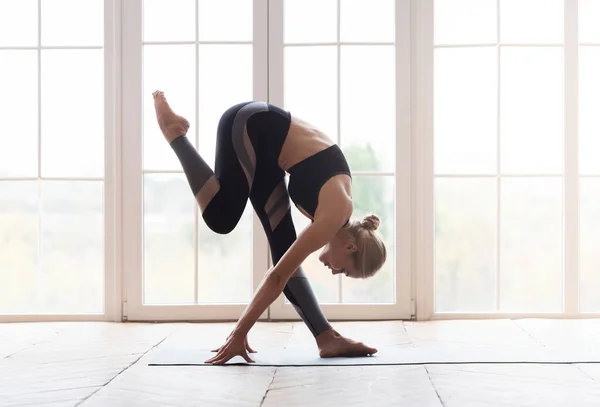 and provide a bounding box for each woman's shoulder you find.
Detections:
[315,176,354,221]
